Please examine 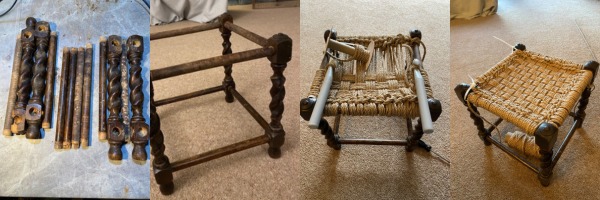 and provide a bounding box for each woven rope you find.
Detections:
[467,50,593,135]
[308,34,433,117]
[504,130,541,158]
